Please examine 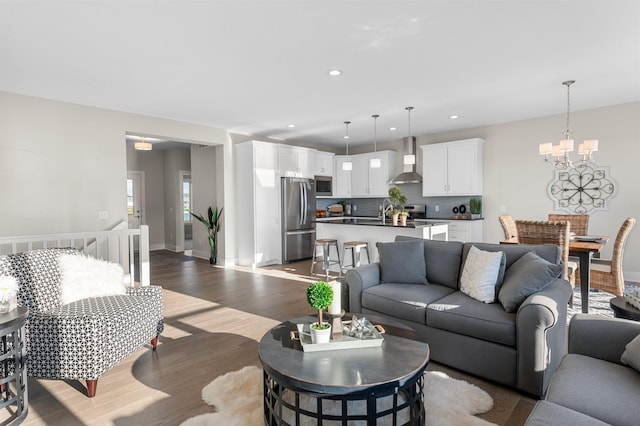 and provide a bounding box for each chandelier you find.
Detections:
[342,121,352,171]
[539,80,598,168]
[134,137,152,151]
